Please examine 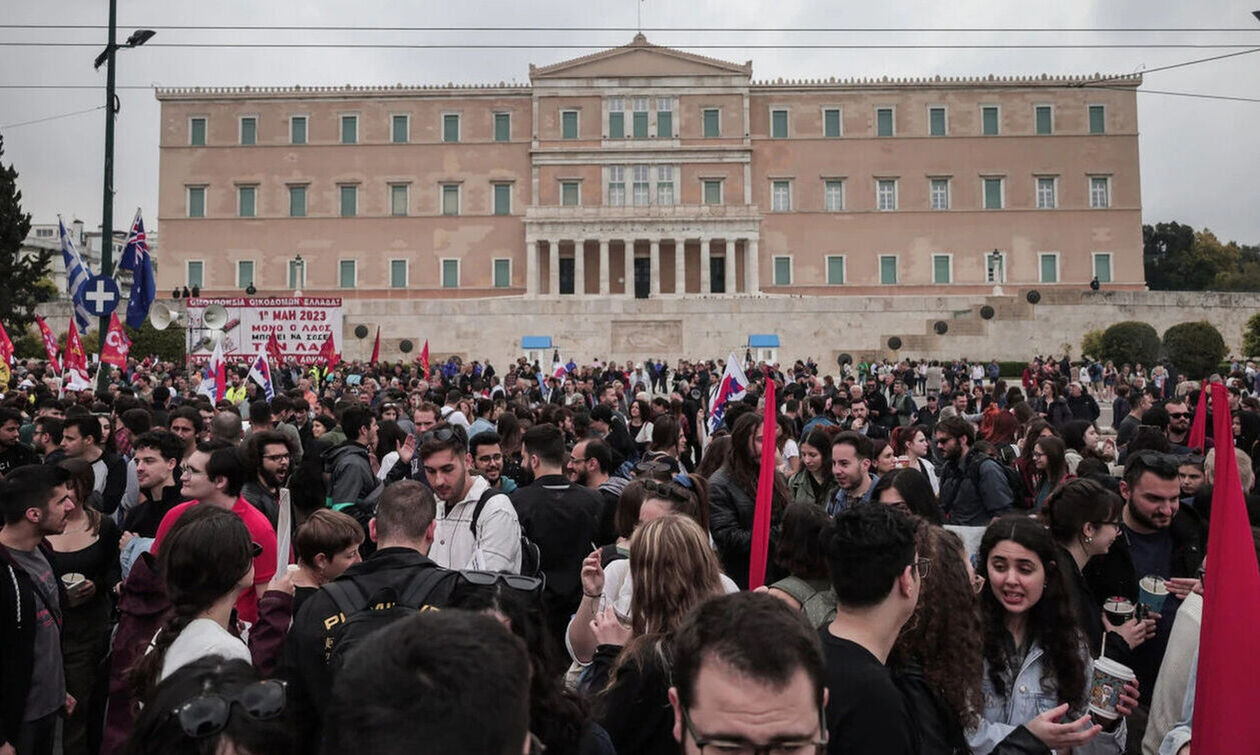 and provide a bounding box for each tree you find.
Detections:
[1163,322,1227,379]
[0,135,54,332]
[1242,313,1260,358]
[1081,329,1104,359]
[1144,222,1196,290]
[1099,321,1161,367]
[127,320,185,363]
